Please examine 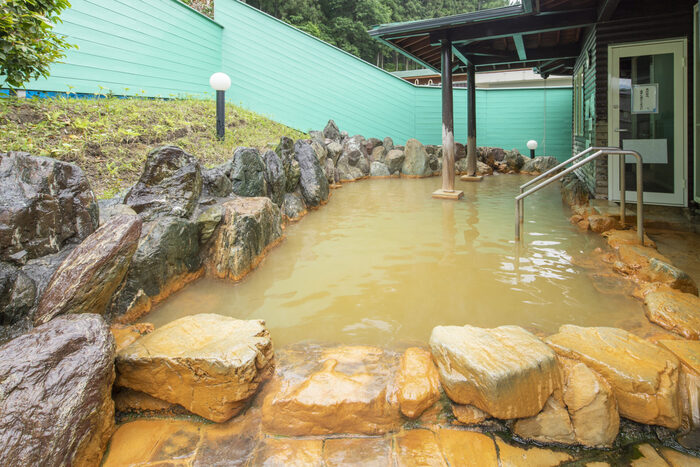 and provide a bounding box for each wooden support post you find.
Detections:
[464,62,480,180]
[433,39,464,200]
